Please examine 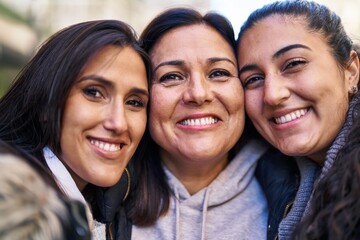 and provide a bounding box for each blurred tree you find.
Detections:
[0,2,34,97]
